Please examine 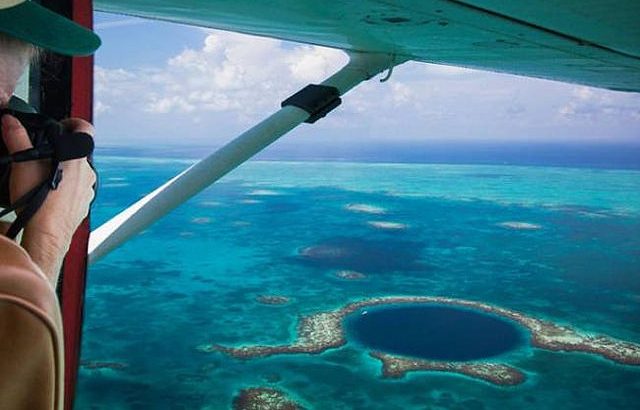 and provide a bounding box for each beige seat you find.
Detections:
[0,236,63,410]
